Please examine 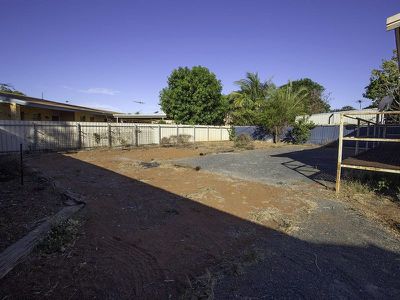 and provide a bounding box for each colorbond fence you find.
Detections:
[0,120,231,153]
